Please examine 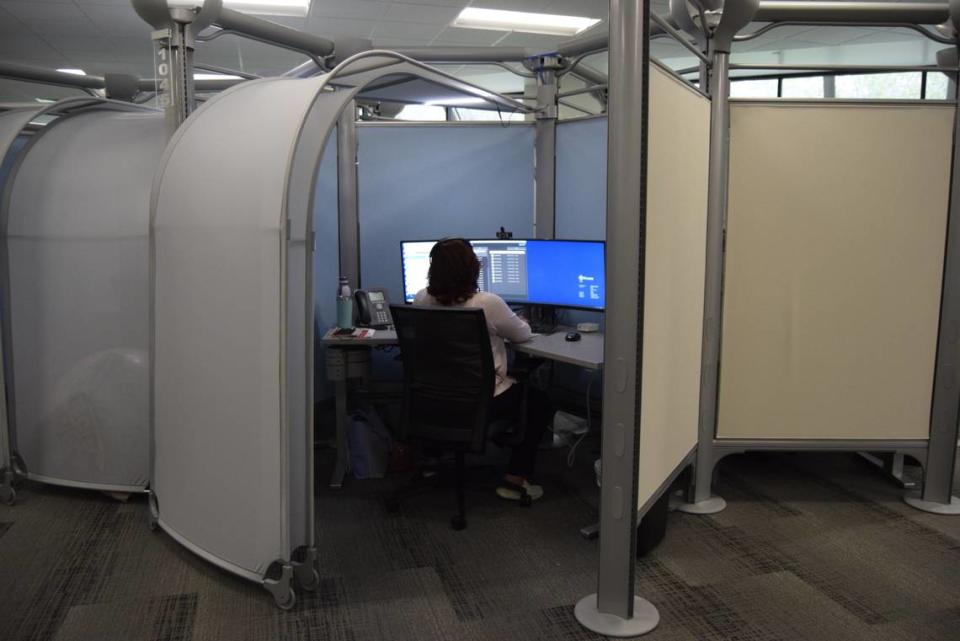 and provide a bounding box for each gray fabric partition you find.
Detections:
[2,108,166,492]
[556,117,607,242]
[357,123,535,303]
